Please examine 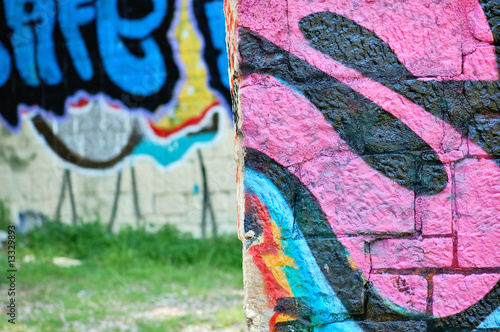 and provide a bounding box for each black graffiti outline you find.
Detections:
[192,0,232,113]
